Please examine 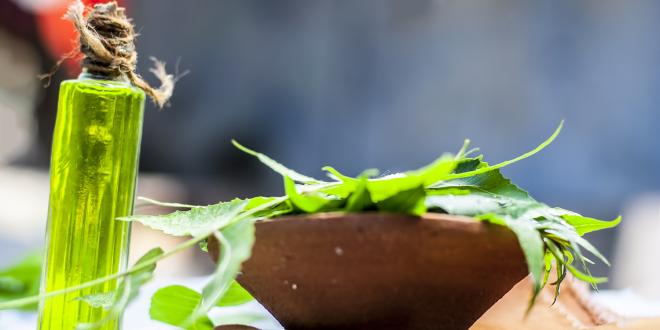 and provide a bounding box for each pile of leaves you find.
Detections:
[0,122,620,329]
